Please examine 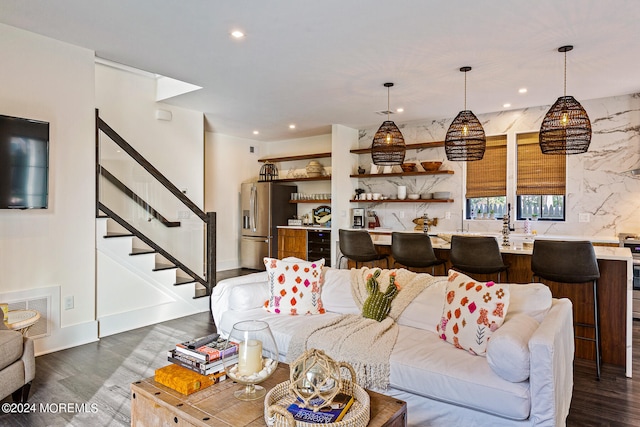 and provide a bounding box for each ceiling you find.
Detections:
[1,1,639,141]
